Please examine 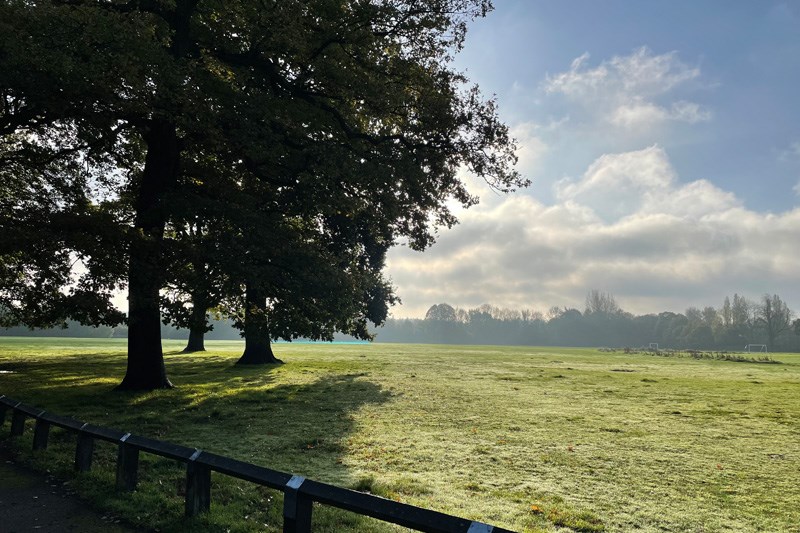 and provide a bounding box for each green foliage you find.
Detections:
[2,338,800,532]
[1,1,525,379]
[0,1,142,329]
